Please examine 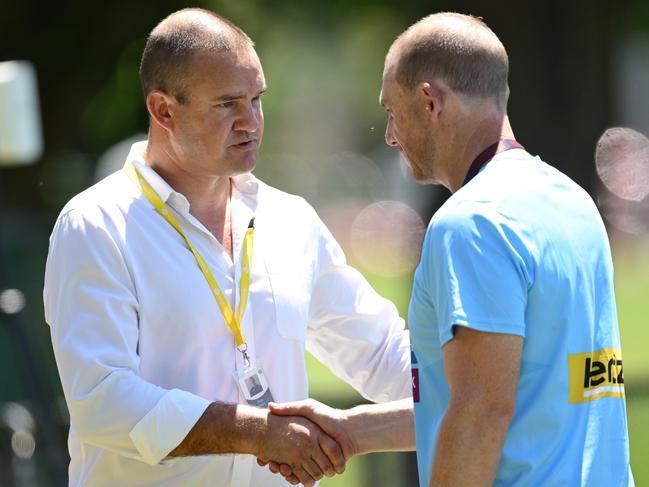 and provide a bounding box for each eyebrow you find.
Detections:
[215,88,267,103]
